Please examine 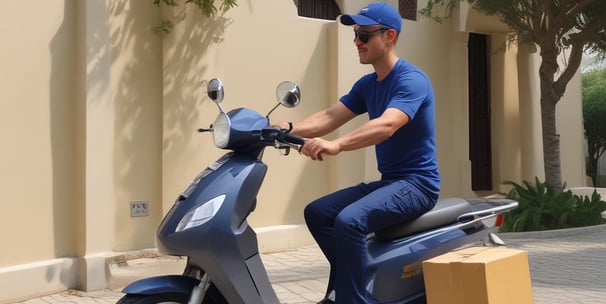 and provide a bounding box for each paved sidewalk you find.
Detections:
[14,224,606,304]
[500,225,606,304]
